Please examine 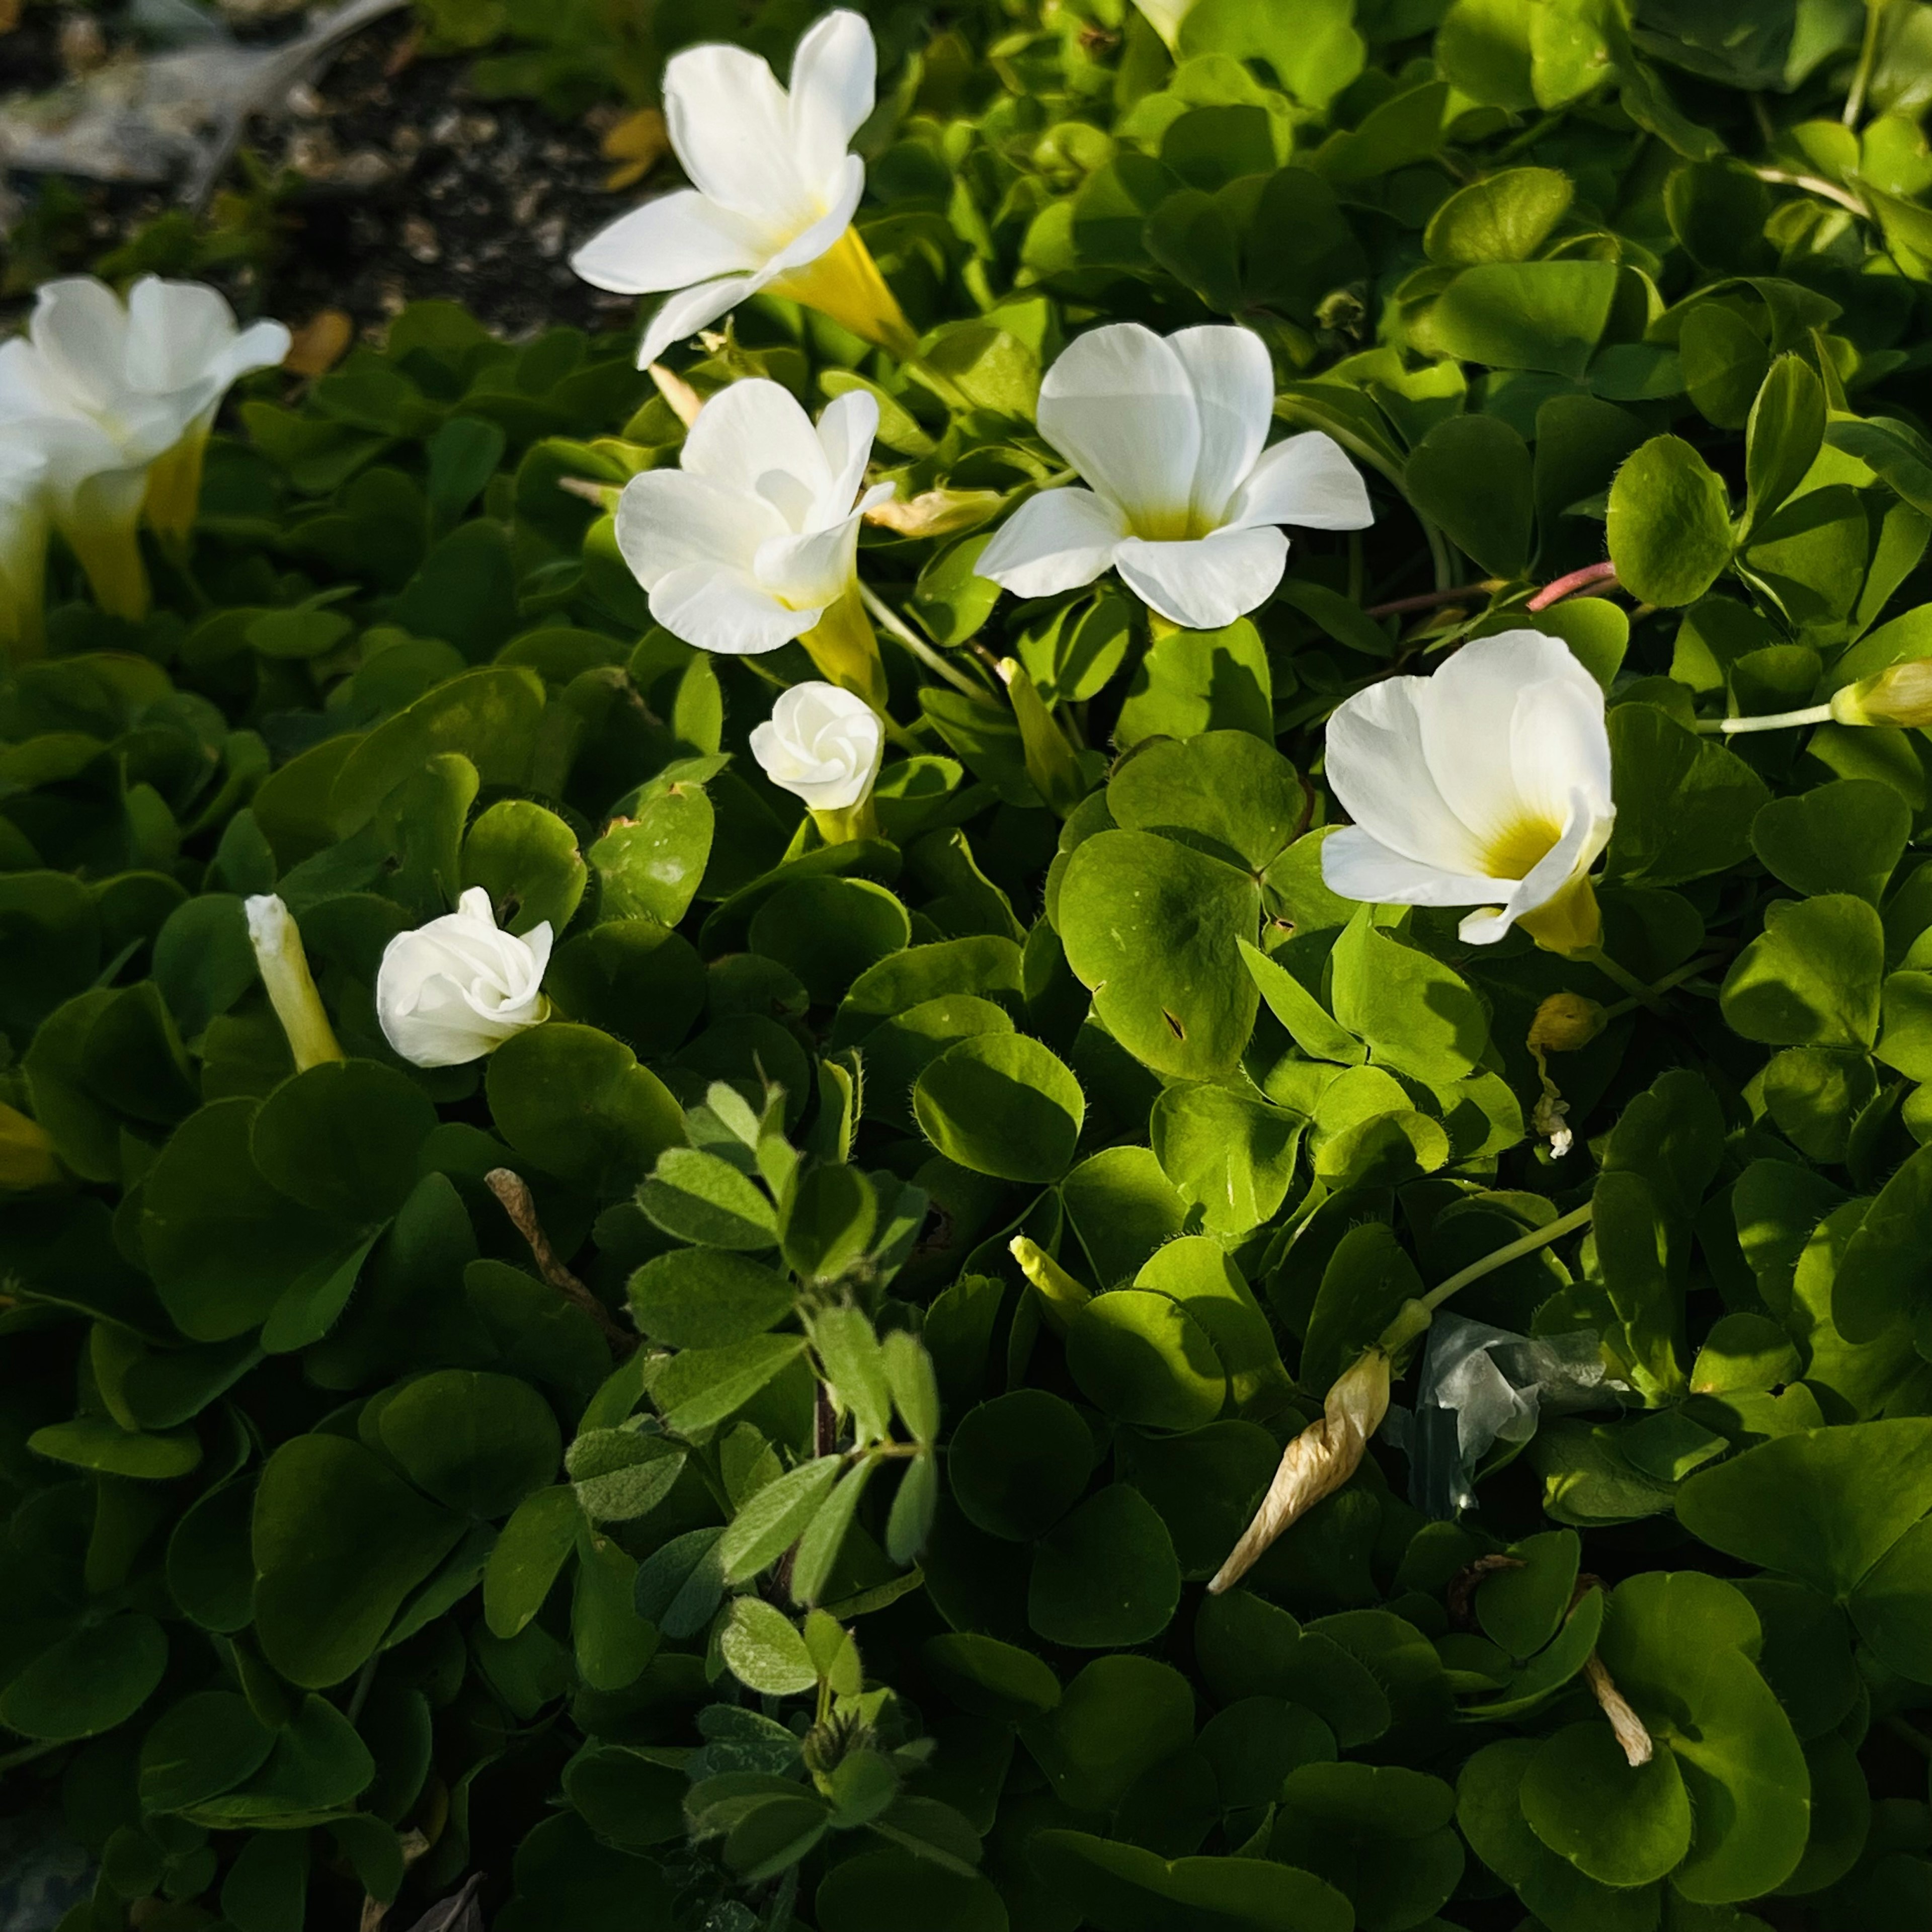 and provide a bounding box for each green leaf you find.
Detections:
[1028,1484,1183,1648]
[1518,1722,1692,1886]
[1059,830,1260,1079]
[1107,730,1304,872]
[1329,910,1491,1082]
[1268,1762,1463,1928]
[138,1690,275,1813]
[1674,1421,1932,1599]
[1607,437,1734,606]
[1114,618,1273,746]
[1429,260,1621,377]
[590,781,714,928]
[1681,302,1770,429]
[651,1334,809,1436]
[1150,1082,1301,1235]
[1752,780,1910,904]
[378,1369,561,1517]
[816,1849,1008,1932]
[1605,706,1770,887]
[950,1389,1097,1542]
[629,1248,793,1348]
[487,1022,684,1194]
[1596,1571,1809,1902]
[720,1596,819,1696]
[639,1146,780,1250]
[1028,1830,1352,1932]
[1720,894,1885,1049]
[719,1455,843,1583]
[1424,166,1574,264]
[1404,413,1534,576]
[1744,354,1826,532]
[0,1615,168,1741]
[914,1032,1085,1183]
[253,1433,464,1687]
[251,1060,438,1222]
[461,798,586,936]
[749,877,911,1005]
[1067,1289,1227,1430]
[1019,1654,1195,1812]
[485,1486,580,1637]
